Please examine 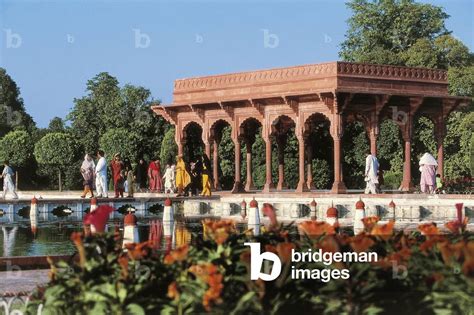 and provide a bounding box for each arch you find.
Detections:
[377,118,404,190]
[209,119,235,190]
[304,113,333,190]
[239,117,263,191]
[182,121,203,163]
[412,114,437,184]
